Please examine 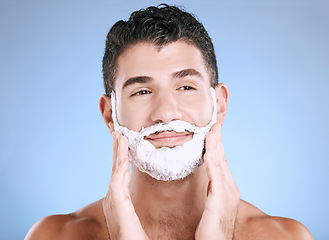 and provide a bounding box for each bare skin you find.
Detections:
[25,42,313,240]
[25,189,313,239]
